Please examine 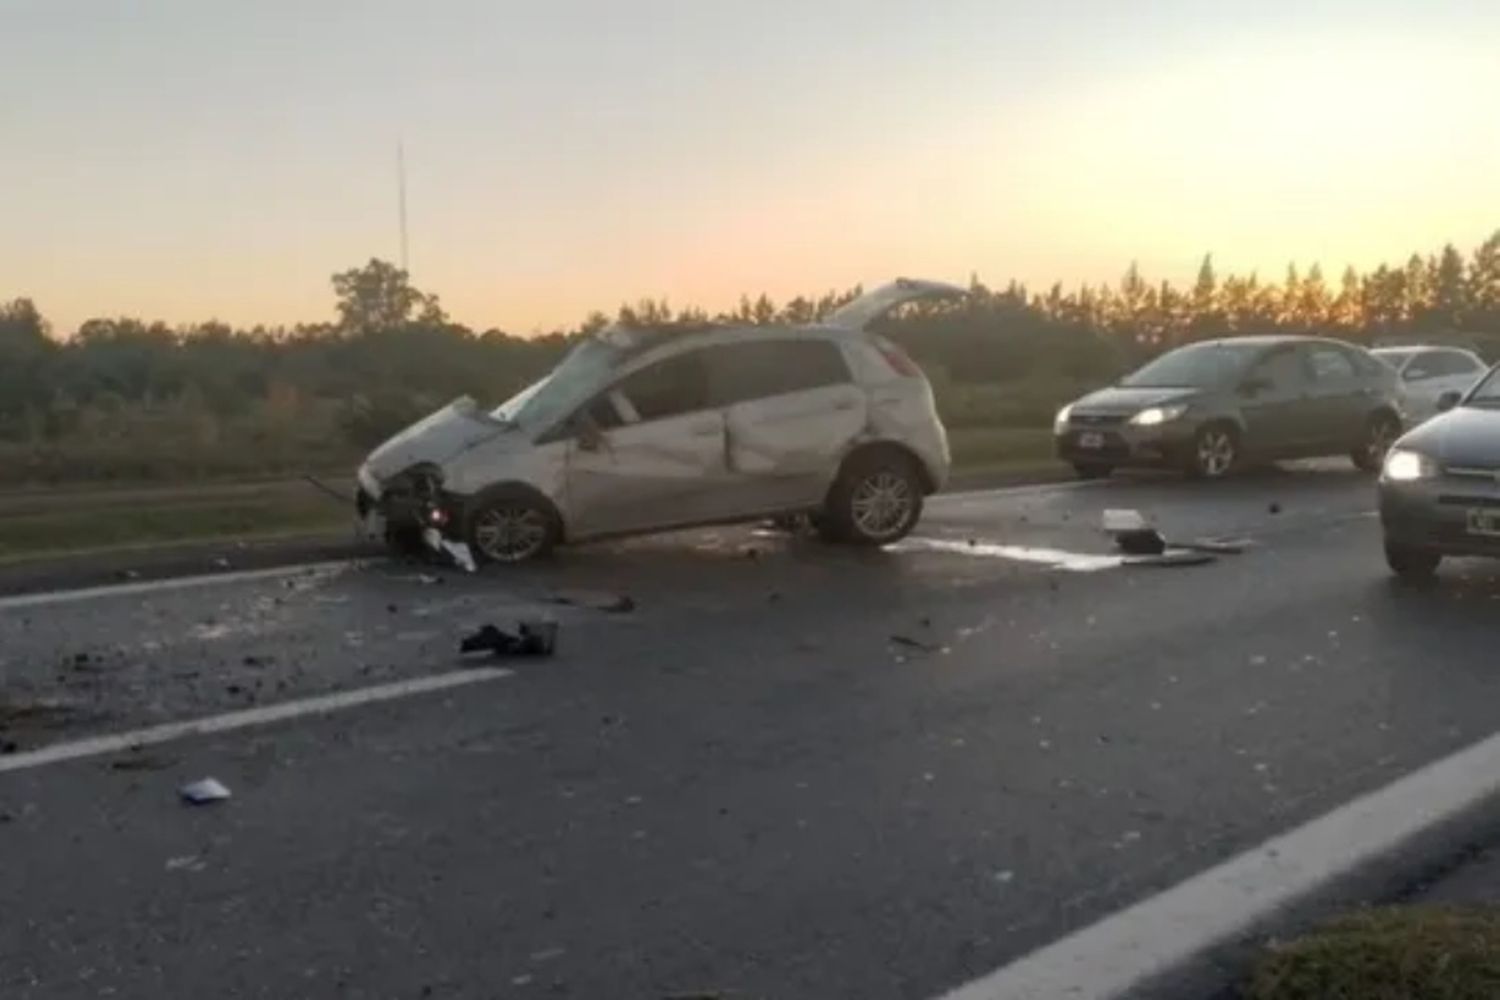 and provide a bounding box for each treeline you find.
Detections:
[1,232,1497,484]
